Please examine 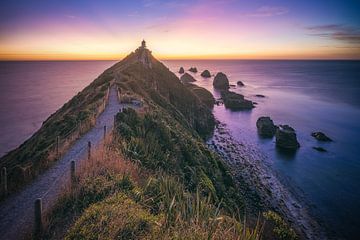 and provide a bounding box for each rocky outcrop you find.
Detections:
[180,73,196,83]
[185,83,215,108]
[201,70,211,78]
[189,67,198,73]
[276,125,300,150]
[255,94,265,98]
[237,81,245,86]
[179,67,185,74]
[311,132,332,142]
[213,72,230,89]
[313,146,327,152]
[221,90,254,110]
[256,117,276,137]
